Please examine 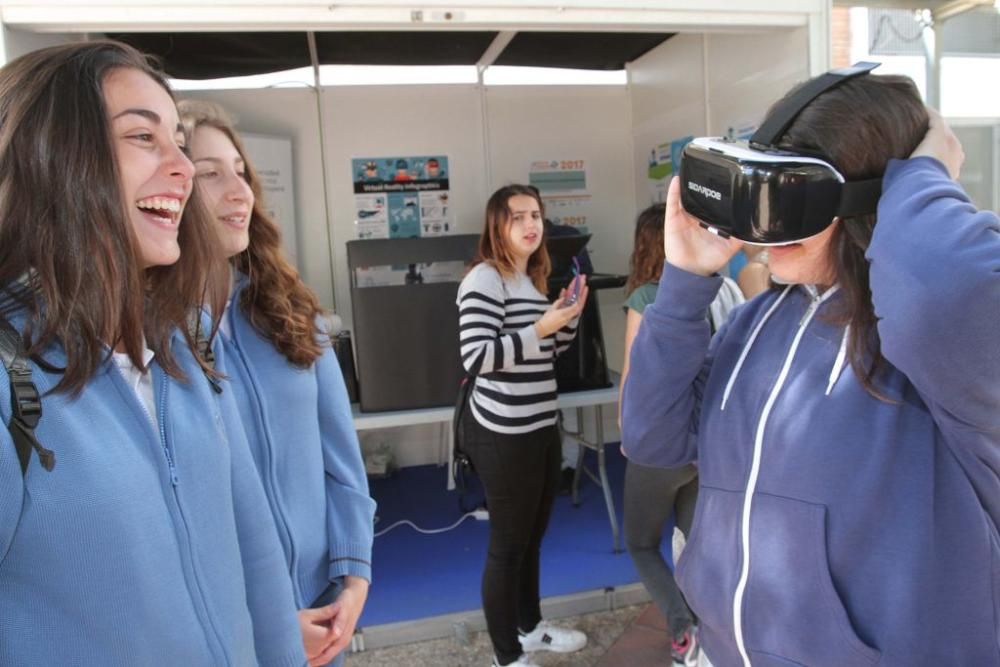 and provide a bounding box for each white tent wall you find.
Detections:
[629,33,709,209]
[0,26,82,62]
[705,28,811,136]
[323,84,489,326]
[628,27,812,213]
